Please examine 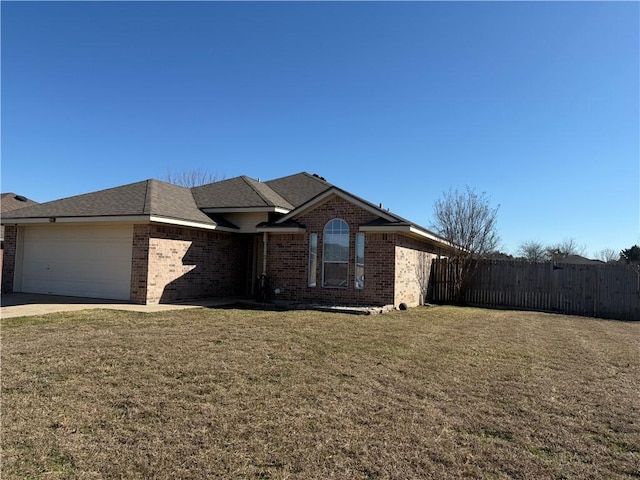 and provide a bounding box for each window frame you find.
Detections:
[322,219,350,288]
[308,233,318,287]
